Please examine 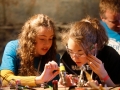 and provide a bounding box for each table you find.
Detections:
[34,87,68,90]
[1,86,120,90]
[34,87,120,90]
